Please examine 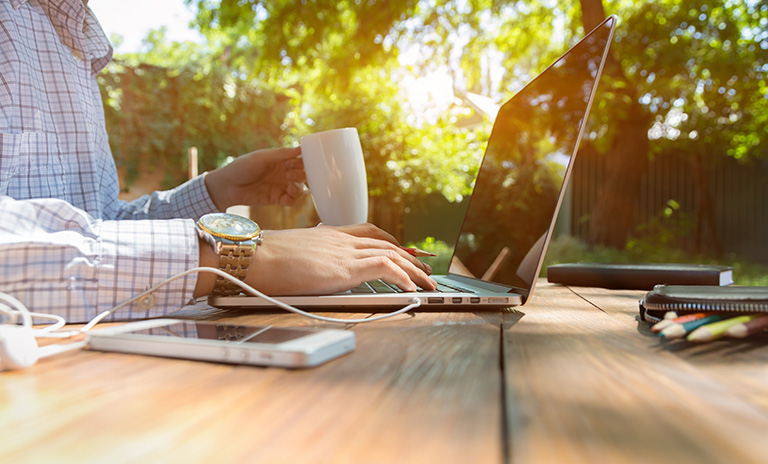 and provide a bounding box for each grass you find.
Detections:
[405,236,453,275]
[408,235,768,286]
